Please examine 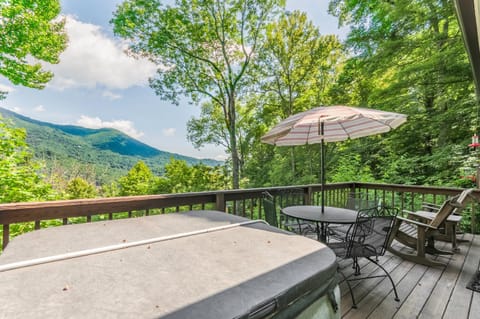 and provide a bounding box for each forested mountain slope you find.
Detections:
[0,107,221,184]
